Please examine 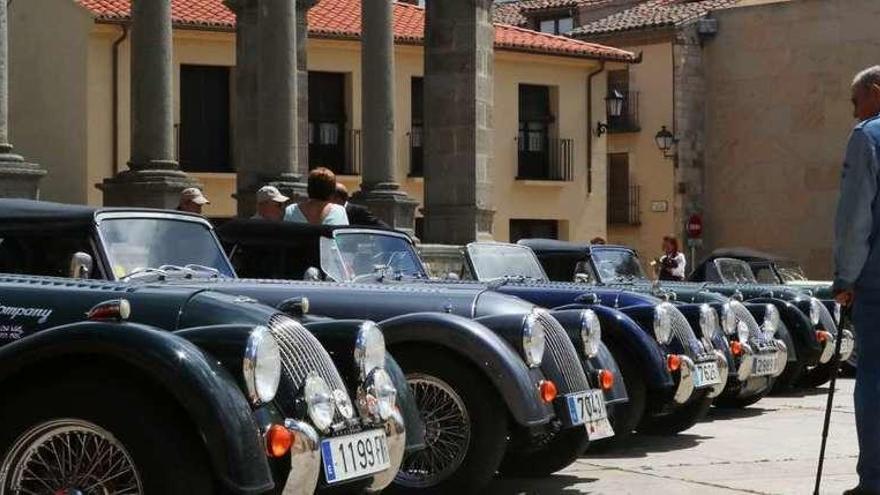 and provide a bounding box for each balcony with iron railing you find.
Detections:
[515,136,574,182]
[309,127,362,176]
[608,184,641,225]
[608,91,640,134]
